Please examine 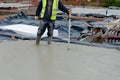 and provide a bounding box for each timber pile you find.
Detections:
[71,16,104,21]
[0,16,7,20]
[0,11,17,20]
[103,24,120,44]
[0,2,37,16]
